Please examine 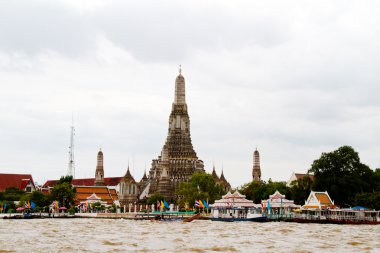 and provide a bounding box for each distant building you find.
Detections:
[0,173,36,193]
[261,190,300,215]
[119,166,140,206]
[42,150,123,199]
[142,68,232,200]
[286,172,315,187]
[94,149,105,186]
[302,191,334,209]
[211,165,231,192]
[75,186,119,206]
[252,148,261,181]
